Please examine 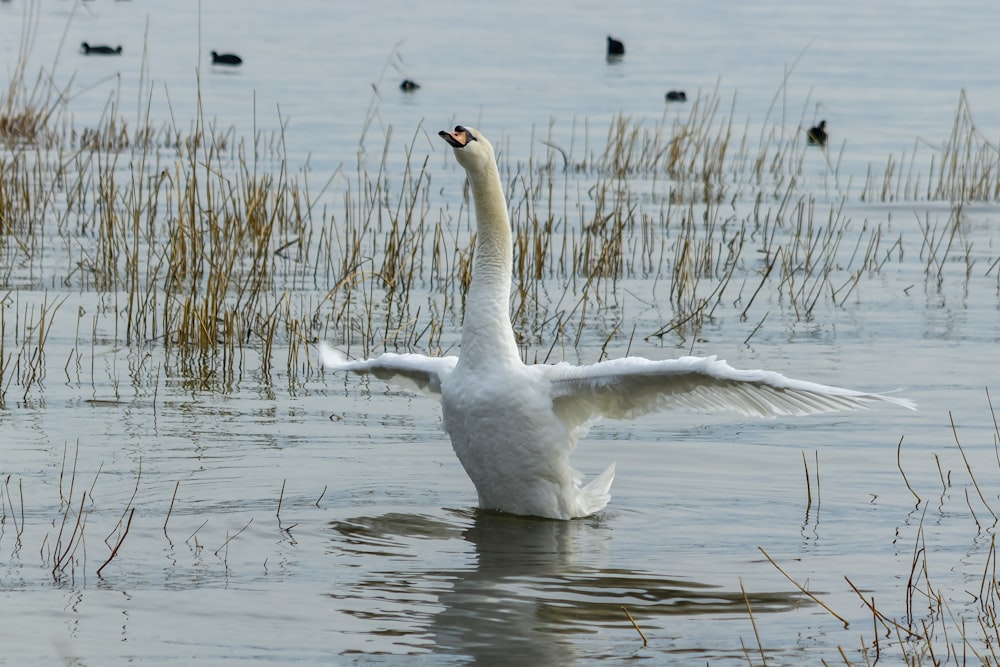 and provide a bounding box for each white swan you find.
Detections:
[320,125,915,520]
